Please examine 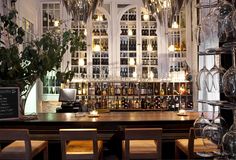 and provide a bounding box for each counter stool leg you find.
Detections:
[175,145,180,160]
[43,144,48,160]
